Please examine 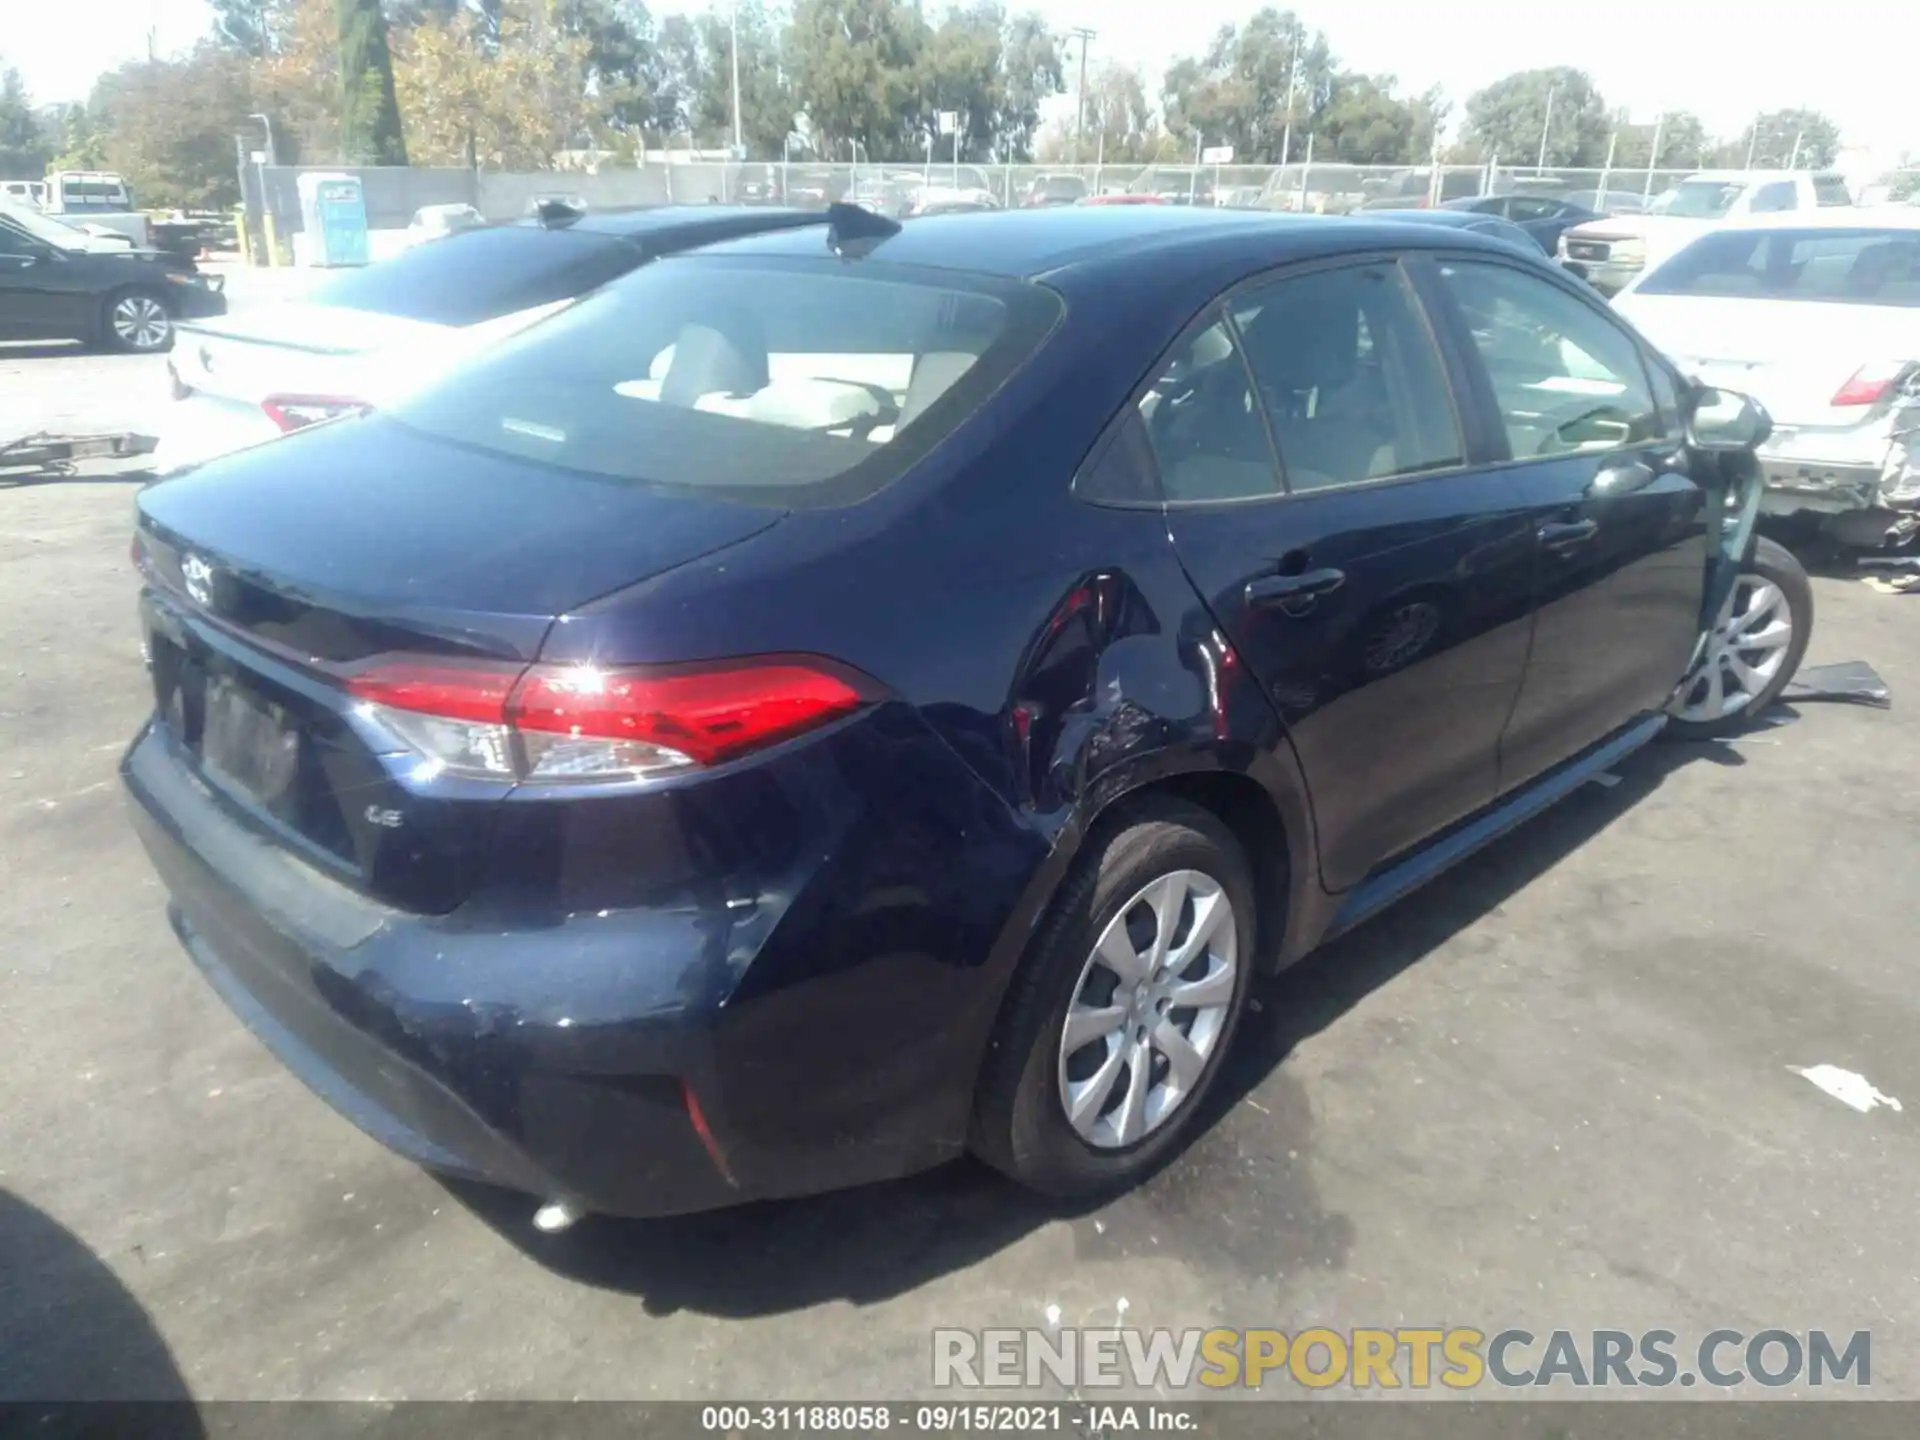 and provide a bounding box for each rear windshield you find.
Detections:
[1636,227,1920,306]
[306,226,642,326]
[390,256,1064,505]
[1814,175,1854,207]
